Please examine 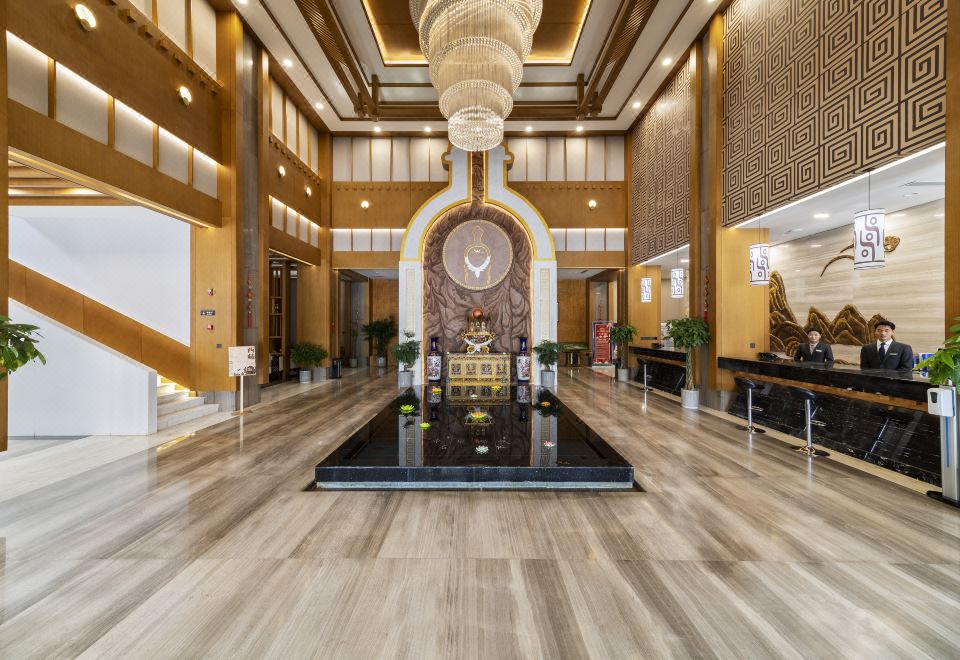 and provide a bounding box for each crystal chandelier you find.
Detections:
[410,0,542,152]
